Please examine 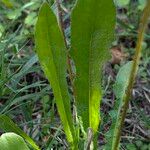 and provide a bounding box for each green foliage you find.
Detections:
[1,0,13,8]
[25,12,37,27]
[105,62,133,150]
[0,115,39,150]
[126,144,136,150]
[0,133,29,150]
[138,0,147,10]
[1,0,148,149]
[113,61,133,100]
[35,3,77,148]
[71,0,116,135]
[35,0,116,148]
[110,0,150,149]
[114,0,130,7]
